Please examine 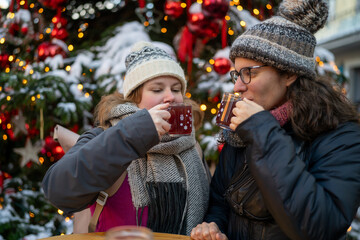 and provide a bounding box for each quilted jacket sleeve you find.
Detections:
[237,110,360,240]
[42,109,159,215]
